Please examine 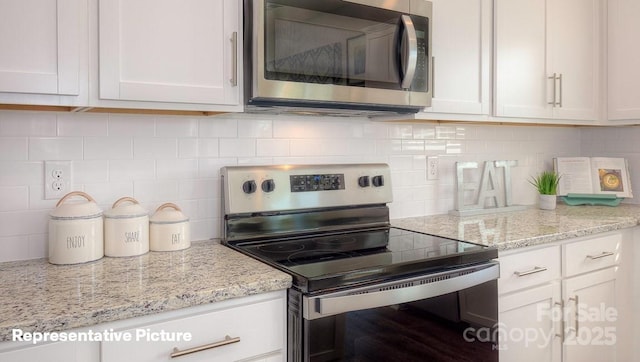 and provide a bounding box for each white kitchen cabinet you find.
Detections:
[0,339,99,362]
[0,0,88,106]
[419,0,492,117]
[498,230,632,362]
[608,0,640,122]
[494,0,600,122]
[92,0,242,112]
[499,283,562,362]
[101,290,286,362]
